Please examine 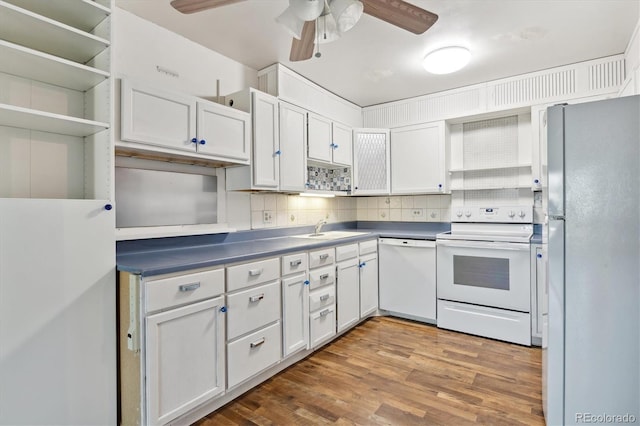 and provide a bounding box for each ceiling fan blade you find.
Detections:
[363,0,438,34]
[290,20,316,62]
[170,0,247,14]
